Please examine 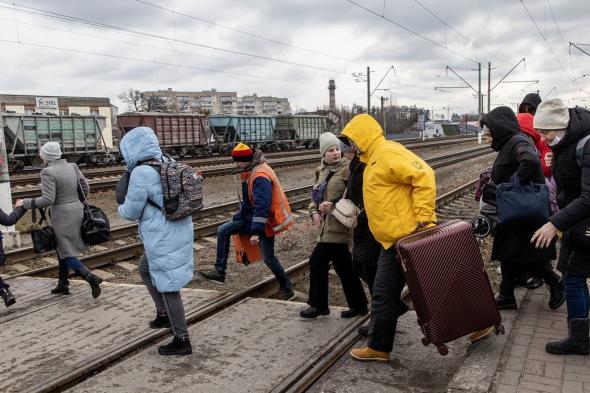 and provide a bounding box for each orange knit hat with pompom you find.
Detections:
[231,143,254,162]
